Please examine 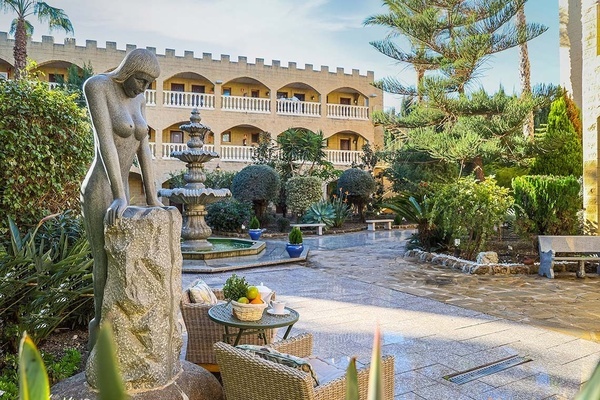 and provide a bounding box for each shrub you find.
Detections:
[0,79,93,236]
[286,176,323,217]
[512,175,581,237]
[205,199,253,233]
[275,216,291,233]
[288,227,303,244]
[428,177,513,260]
[249,216,260,230]
[303,201,335,227]
[205,170,236,190]
[231,165,281,220]
[336,168,376,221]
[531,97,582,177]
[0,214,93,352]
